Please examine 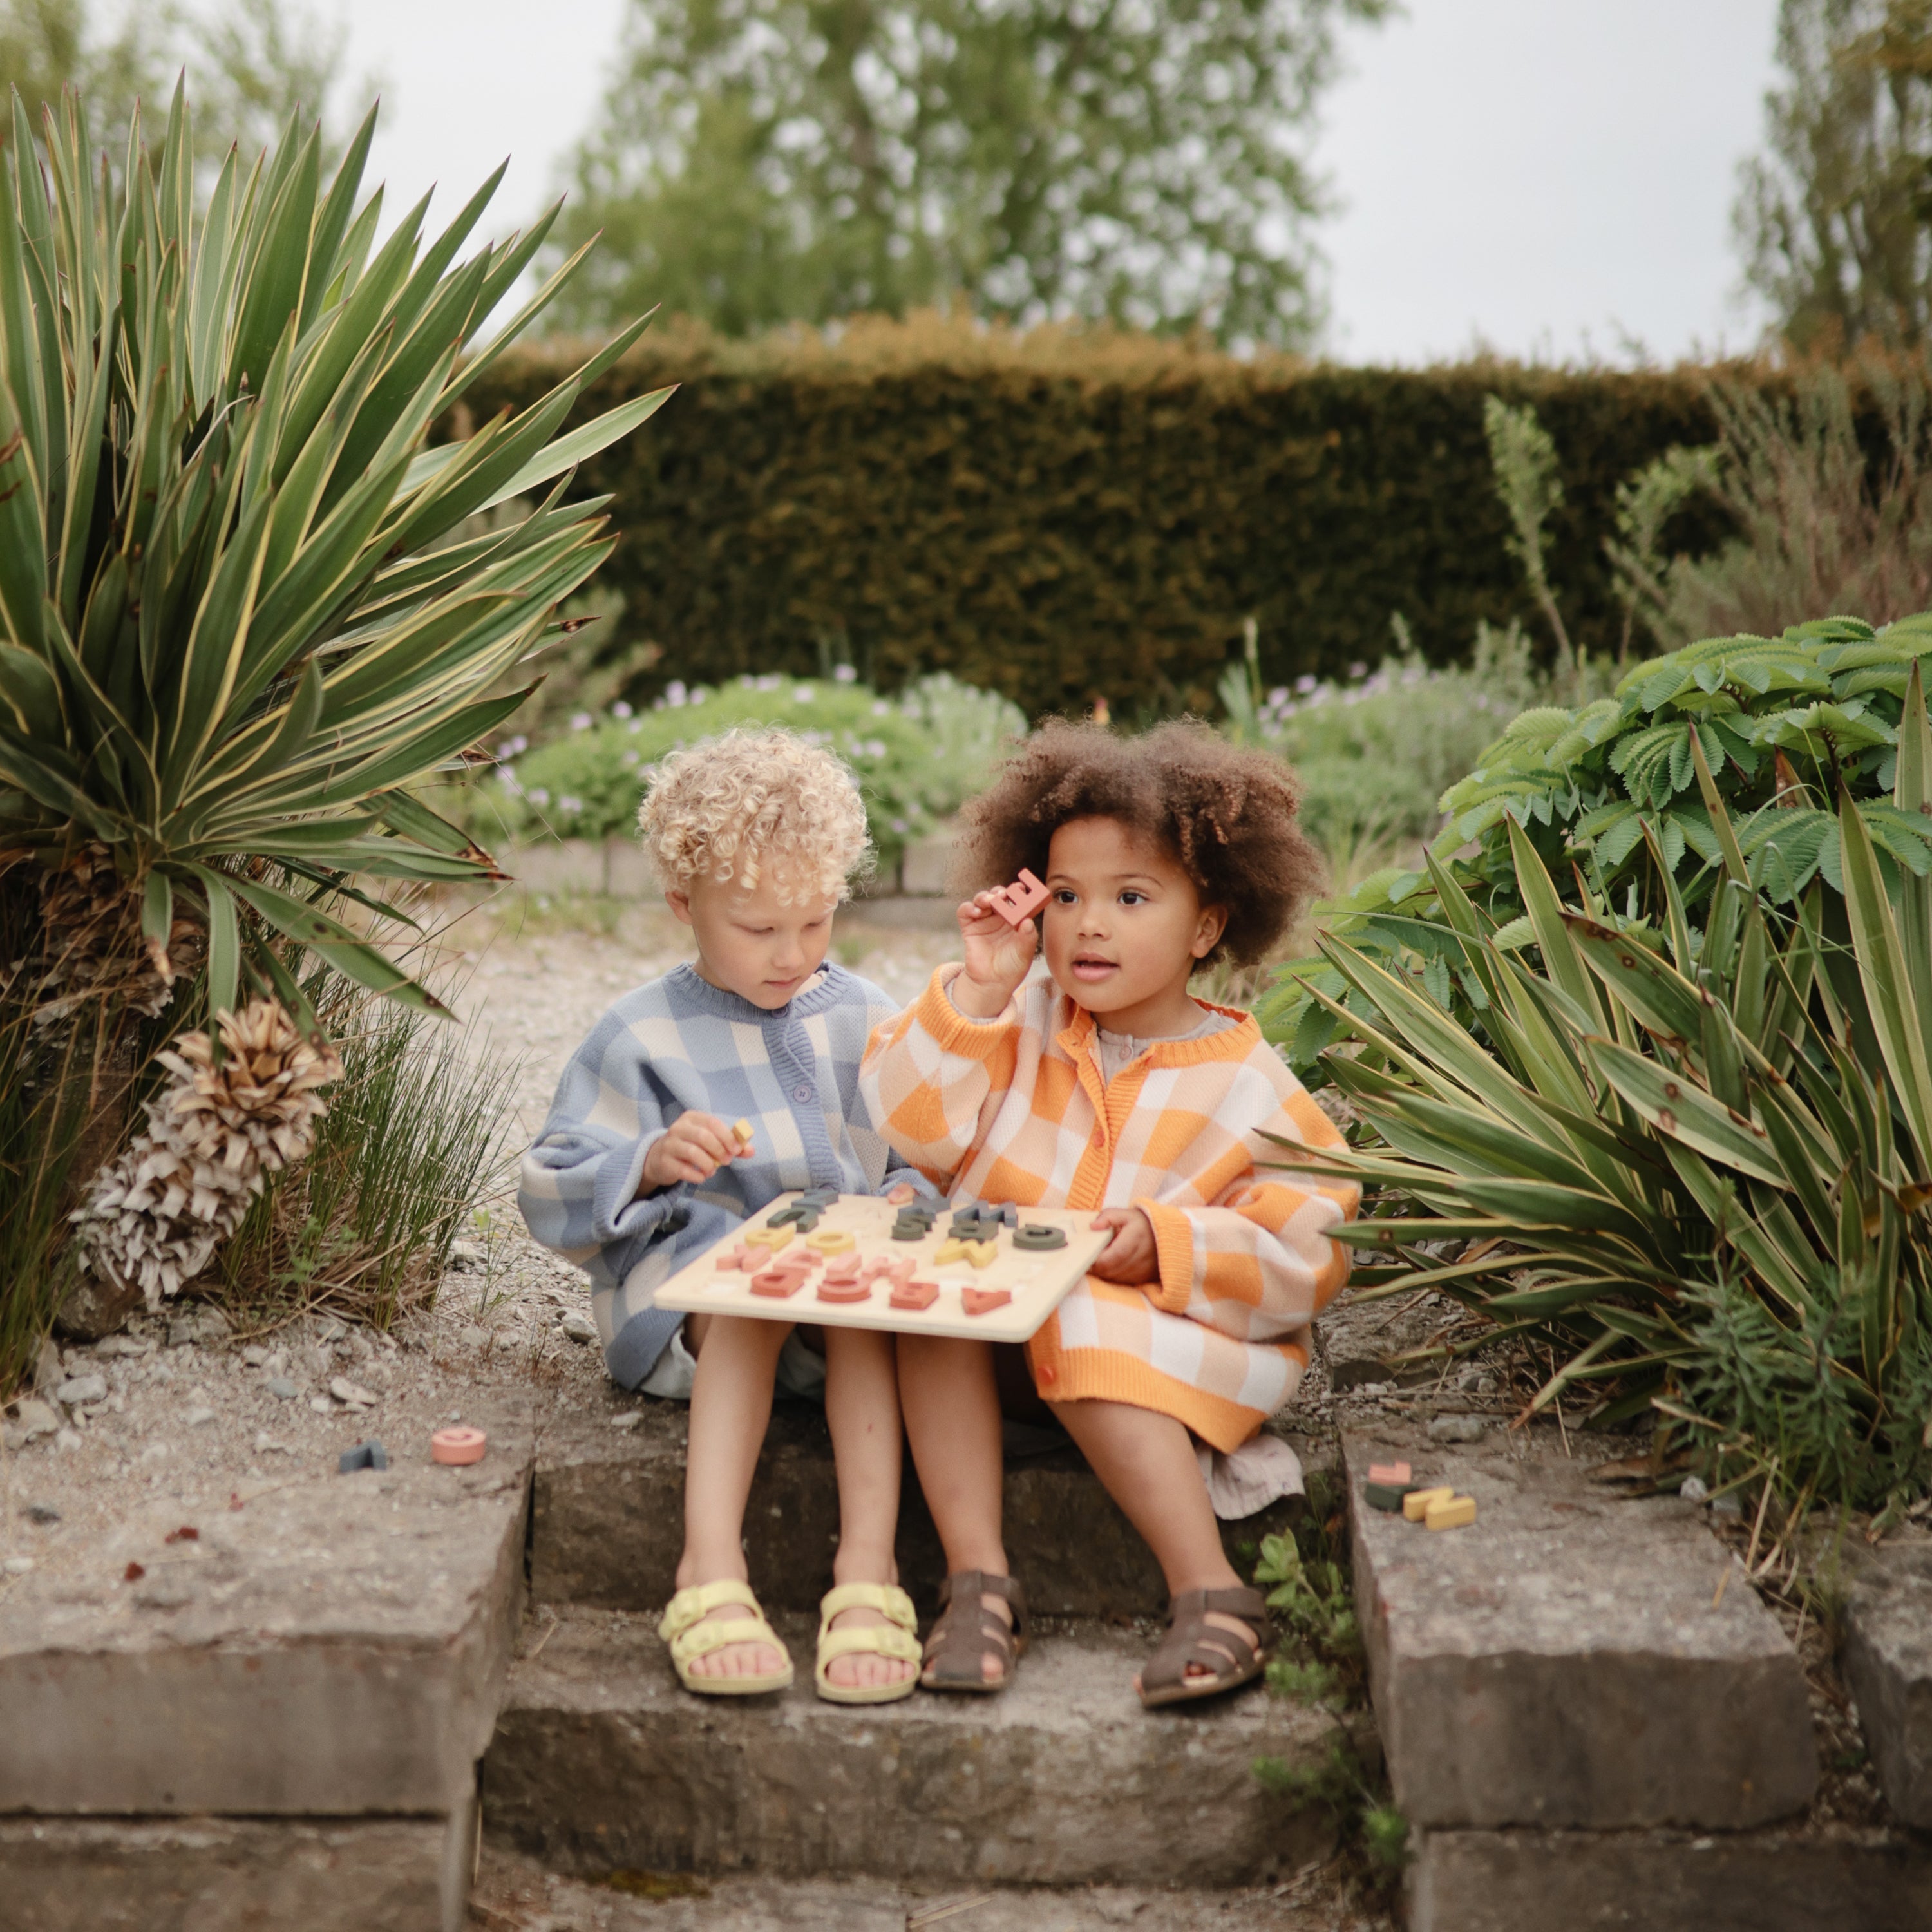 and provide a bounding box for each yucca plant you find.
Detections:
[0,82,668,1028]
[1274,670,1932,1519]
